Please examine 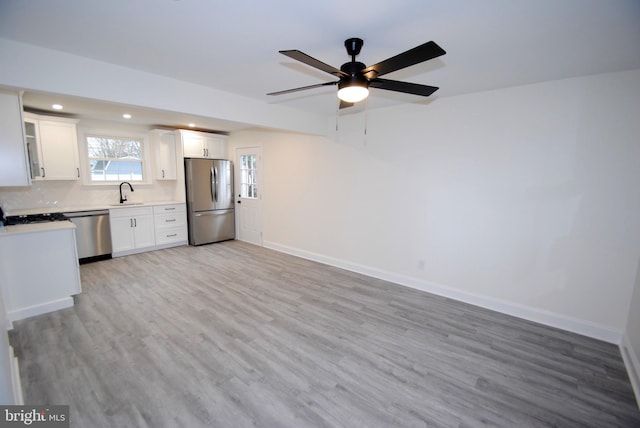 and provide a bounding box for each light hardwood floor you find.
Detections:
[10,241,640,427]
